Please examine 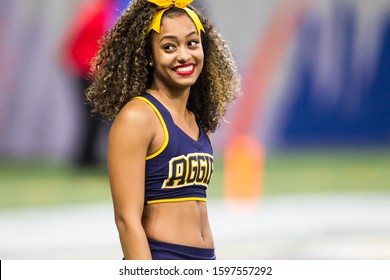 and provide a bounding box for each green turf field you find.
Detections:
[1,148,389,209]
